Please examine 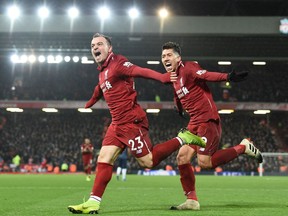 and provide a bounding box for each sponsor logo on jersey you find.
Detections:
[196,70,207,75]
[101,80,112,92]
[123,62,133,67]
[105,81,112,89]
[176,87,189,99]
